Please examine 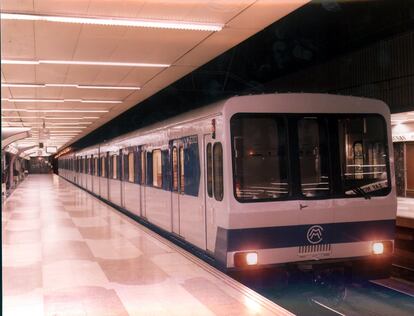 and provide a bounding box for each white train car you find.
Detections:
[58,94,397,278]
